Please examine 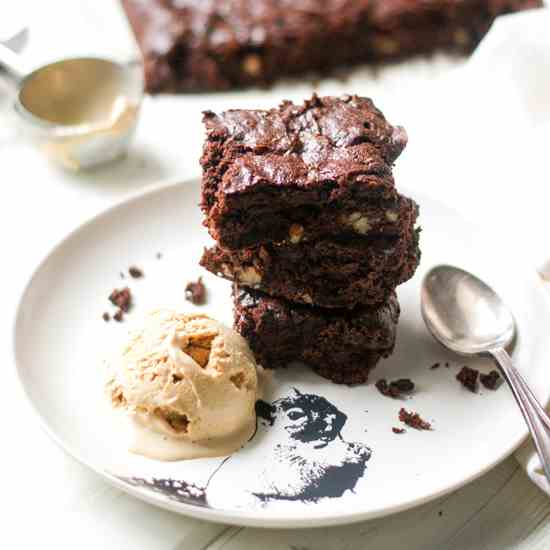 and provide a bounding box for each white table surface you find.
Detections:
[2,2,550,548]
